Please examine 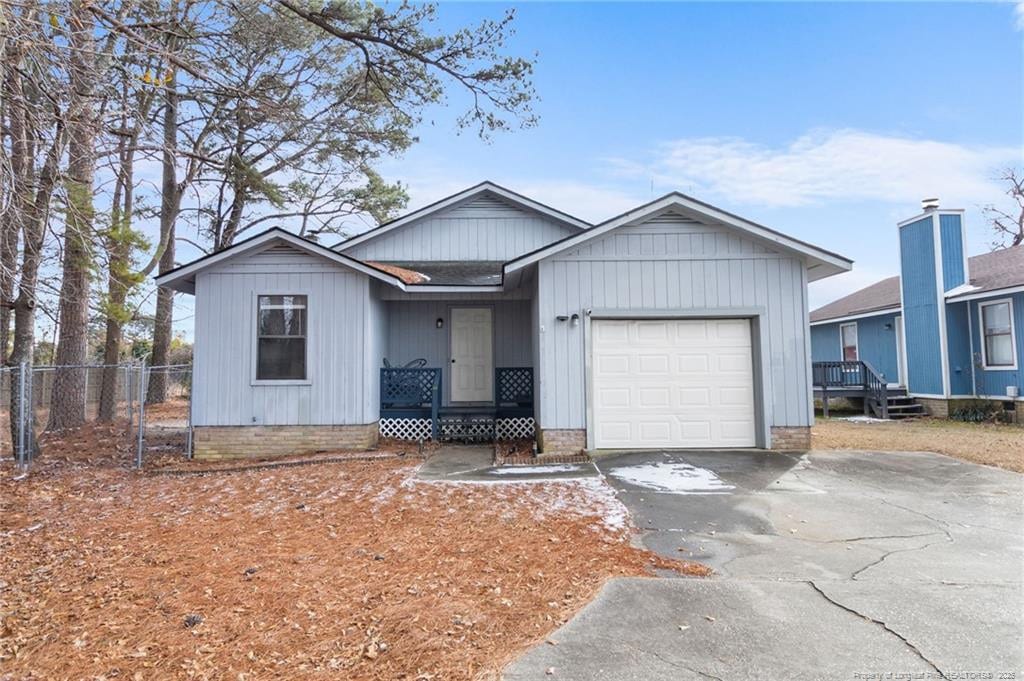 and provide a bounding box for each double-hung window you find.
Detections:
[840,322,859,361]
[256,295,307,380]
[979,300,1016,370]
